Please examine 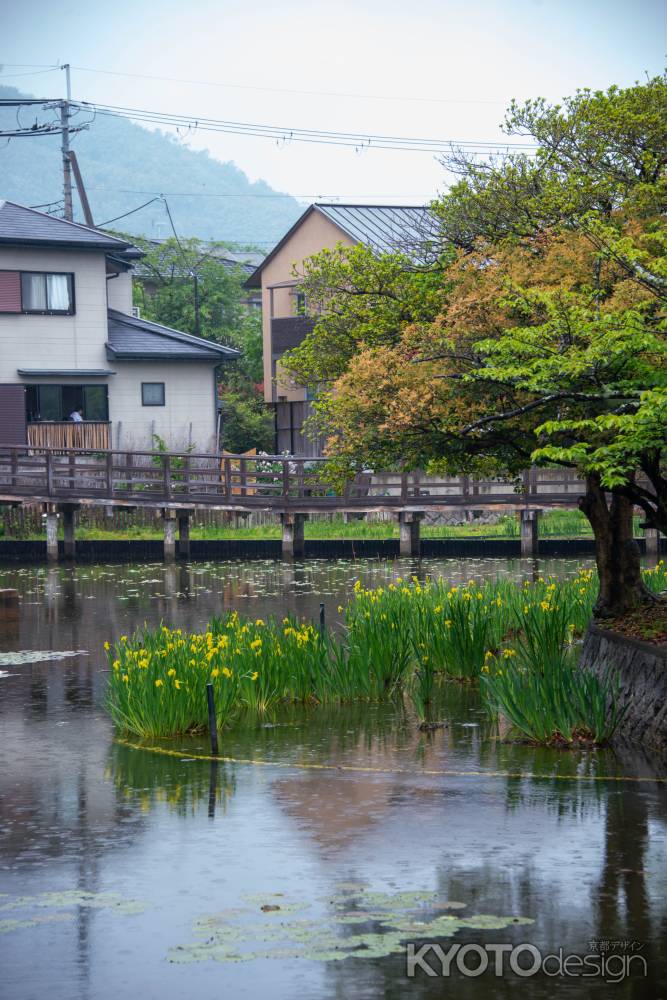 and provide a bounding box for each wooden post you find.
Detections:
[163,454,172,500]
[105,451,113,497]
[163,509,177,561]
[224,456,232,500]
[62,506,76,560]
[178,512,191,559]
[281,512,305,559]
[45,509,59,563]
[520,509,540,557]
[398,512,422,557]
[45,451,54,496]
